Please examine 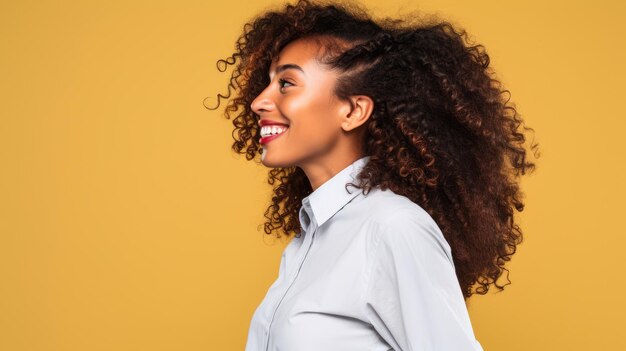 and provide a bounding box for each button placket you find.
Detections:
[263,206,317,351]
